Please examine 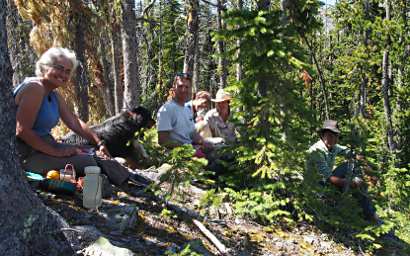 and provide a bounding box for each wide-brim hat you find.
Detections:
[211,88,232,103]
[318,119,340,134]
